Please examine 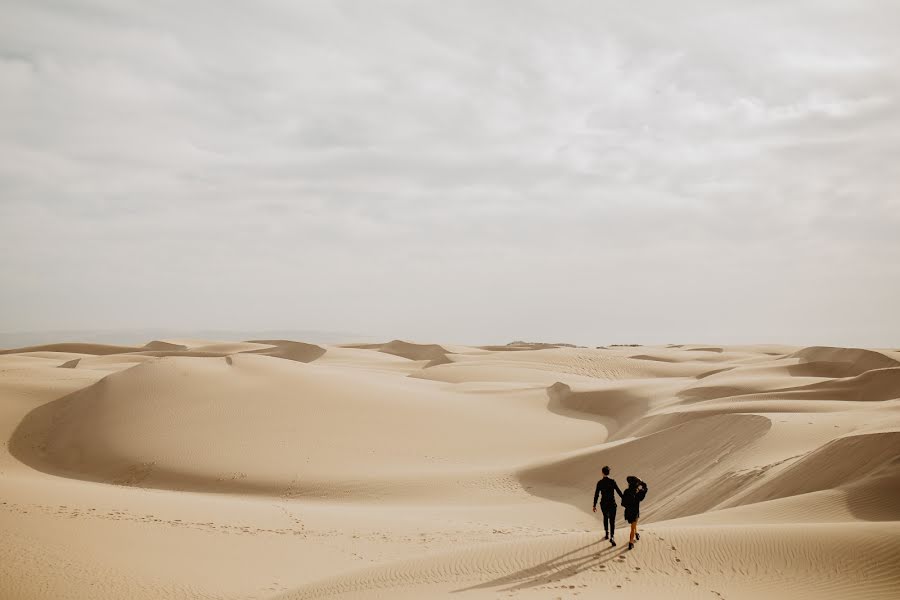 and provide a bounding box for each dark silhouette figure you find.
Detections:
[592,465,623,546]
[621,475,648,550]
